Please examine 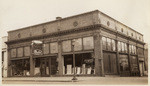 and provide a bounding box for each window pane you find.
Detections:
[124,43,127,53]
[121,42,125,52]
[43,43,49,54]
[83,37,94,50]
[118,42,121,52]
[50,42,58,53]
[134,46,136,54]
[102,37,107,50]
[62,40,71,52]
[73,38,82,51]
[17,47,23,57]
[137,48,143,55]
[132,45,134,54]
[24,46,30,56]
[11,49,16,58]
[112,39,116,51]
[107,38,111,50]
